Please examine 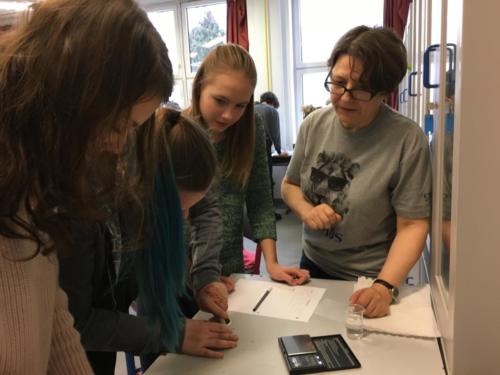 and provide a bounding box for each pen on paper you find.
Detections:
[252,287,272,312]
